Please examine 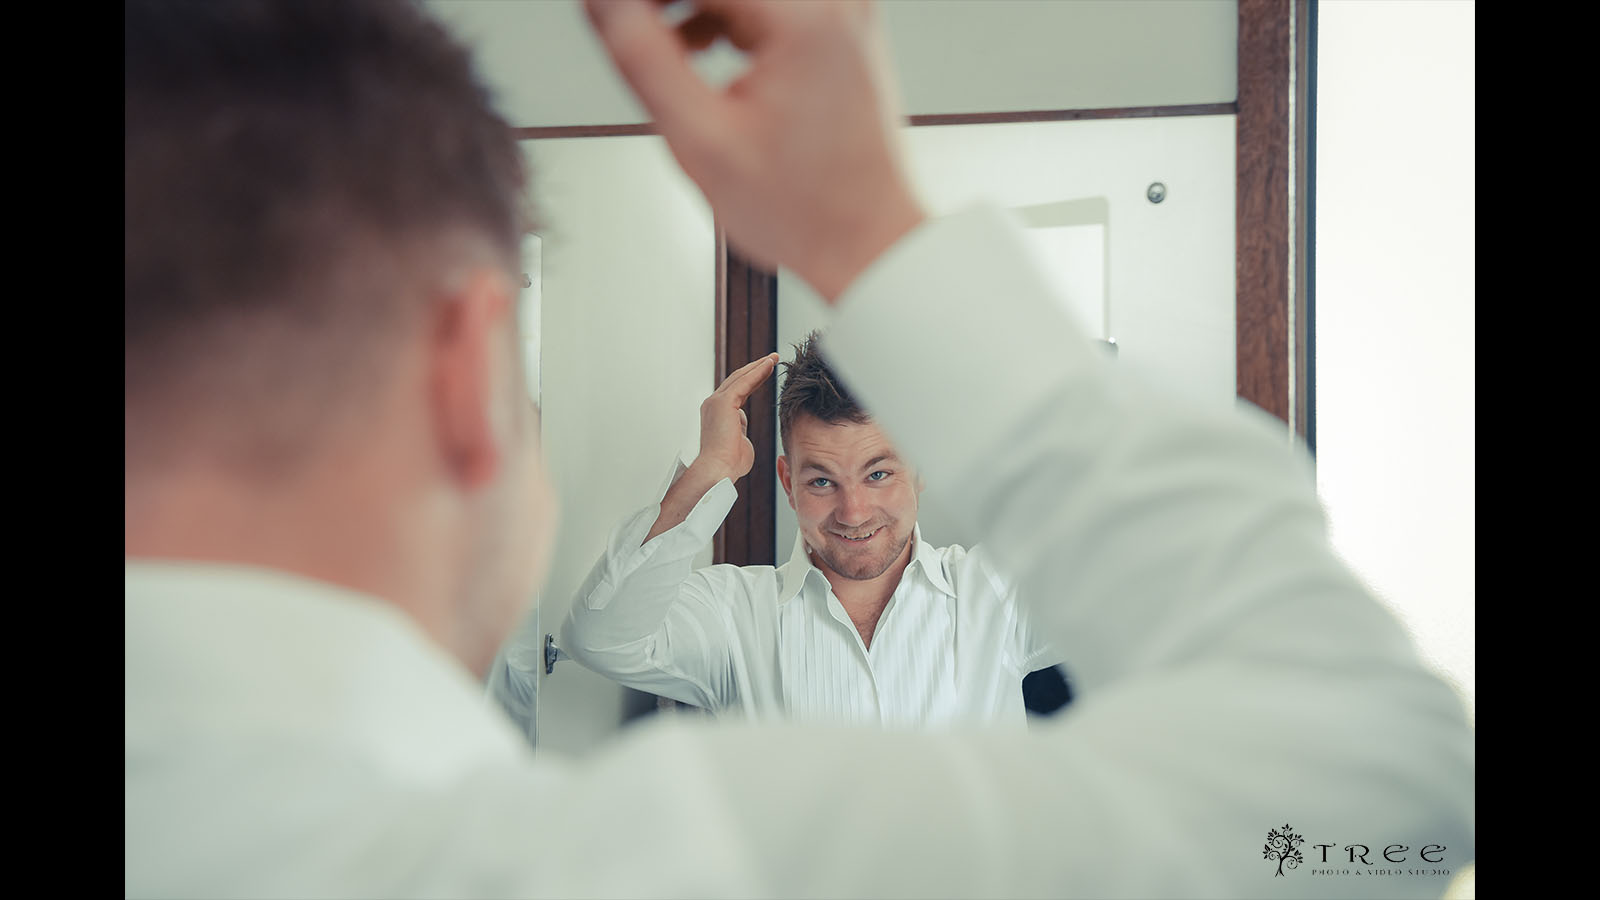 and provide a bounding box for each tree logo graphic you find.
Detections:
[1263,824,1305,877]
